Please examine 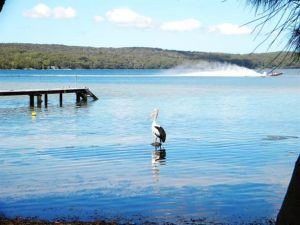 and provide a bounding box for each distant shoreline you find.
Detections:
[0,43,299,70]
